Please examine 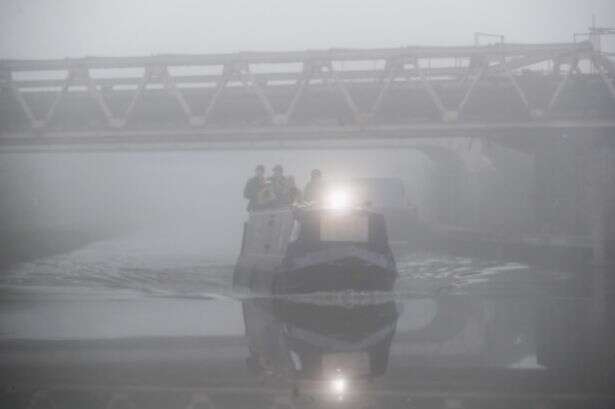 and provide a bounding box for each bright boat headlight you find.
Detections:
[325,188,352,210]
[330,375,347,395]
